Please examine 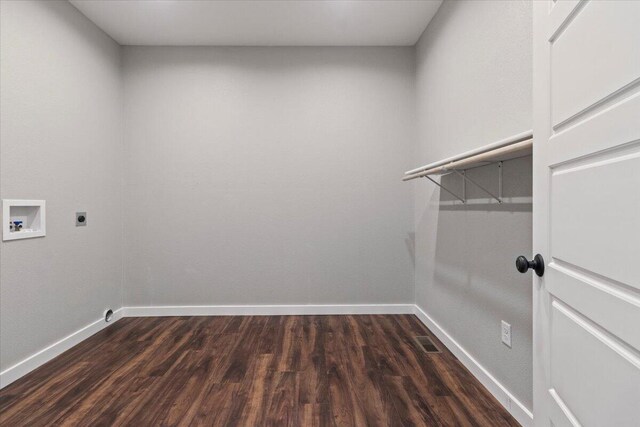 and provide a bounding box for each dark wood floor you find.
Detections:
[0,315,519,426]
